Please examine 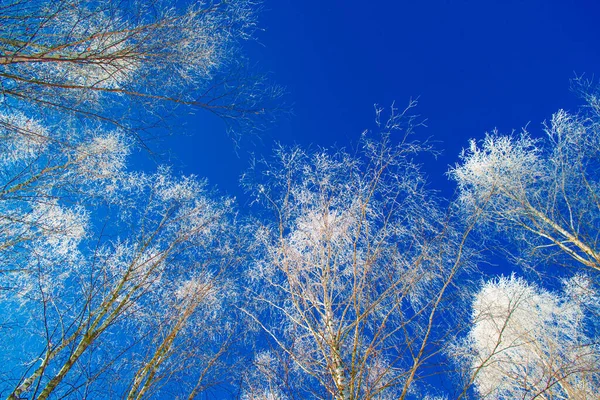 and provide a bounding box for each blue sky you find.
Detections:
[167,0,600,200]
